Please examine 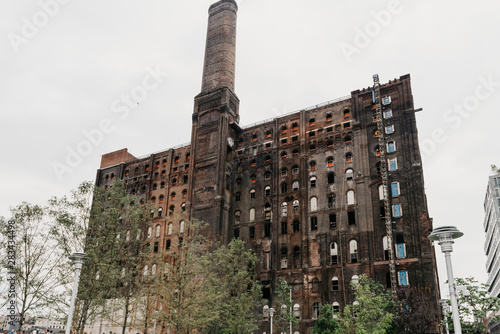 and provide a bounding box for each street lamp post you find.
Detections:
[439,299,450,334]
[269,308,275,334]
[428,226,463,334]
[65,252,85,334]
[152,311,159,334]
